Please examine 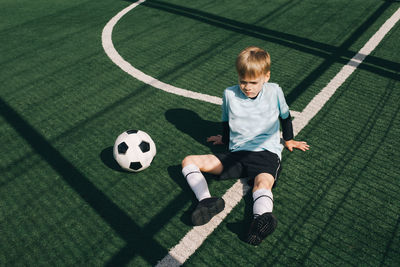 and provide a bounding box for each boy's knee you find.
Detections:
[253,173,275,191]
[182,155,195,168]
